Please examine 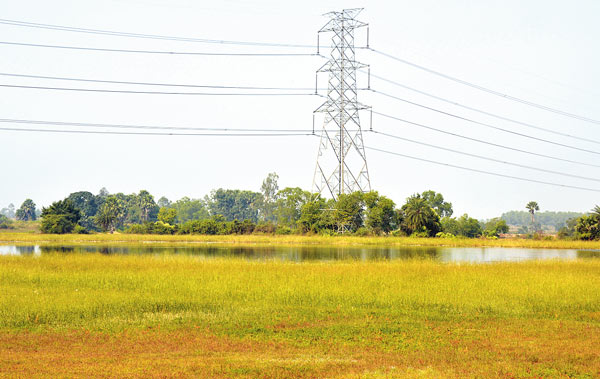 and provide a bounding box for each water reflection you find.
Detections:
[1,244,599,263]
[0,245,41,256]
